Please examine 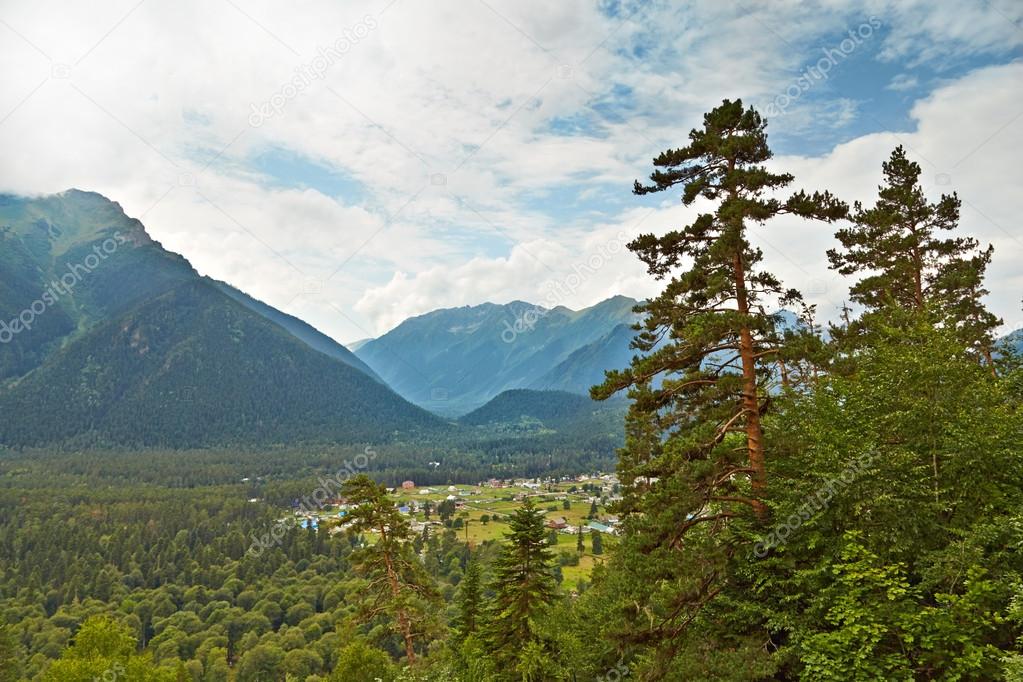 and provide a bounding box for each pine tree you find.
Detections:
[341,475,440,664]
[590,530,603,556]
[485,499,556,669]
[588,99,845,673]
[576,525,584,554]
[827,145,1000,368]
[594,98,845,515]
